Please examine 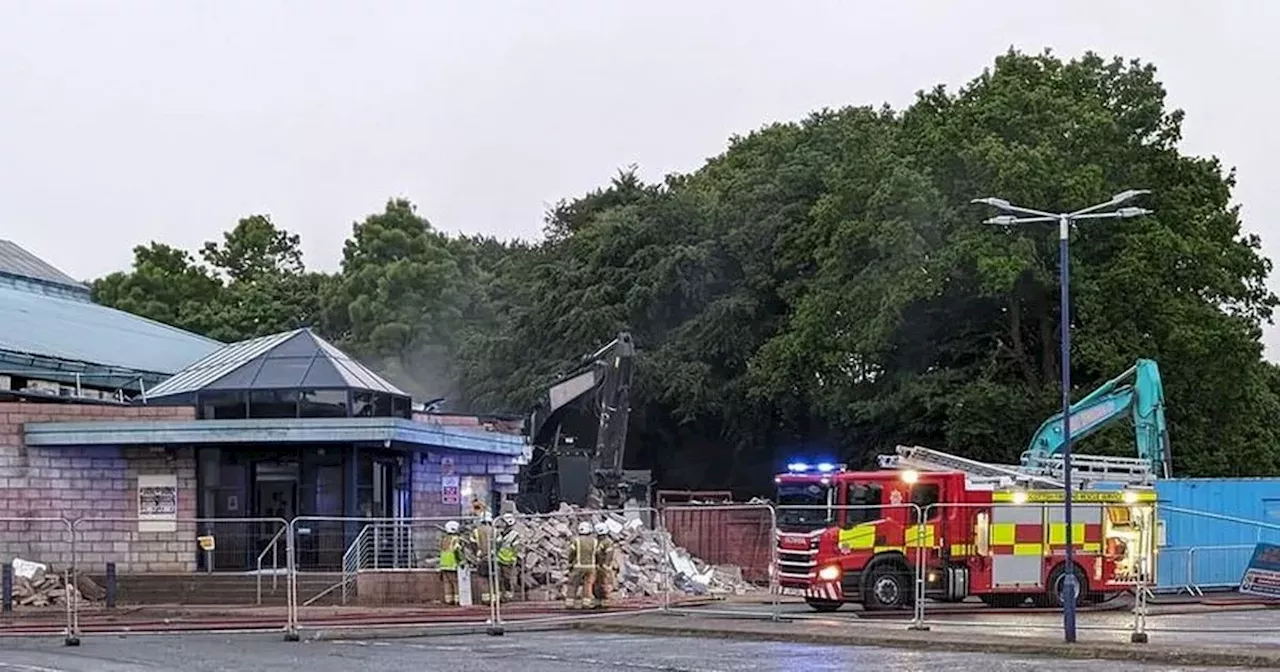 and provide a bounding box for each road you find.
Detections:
[713,599,1280,647]
[0,631,1247,671]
